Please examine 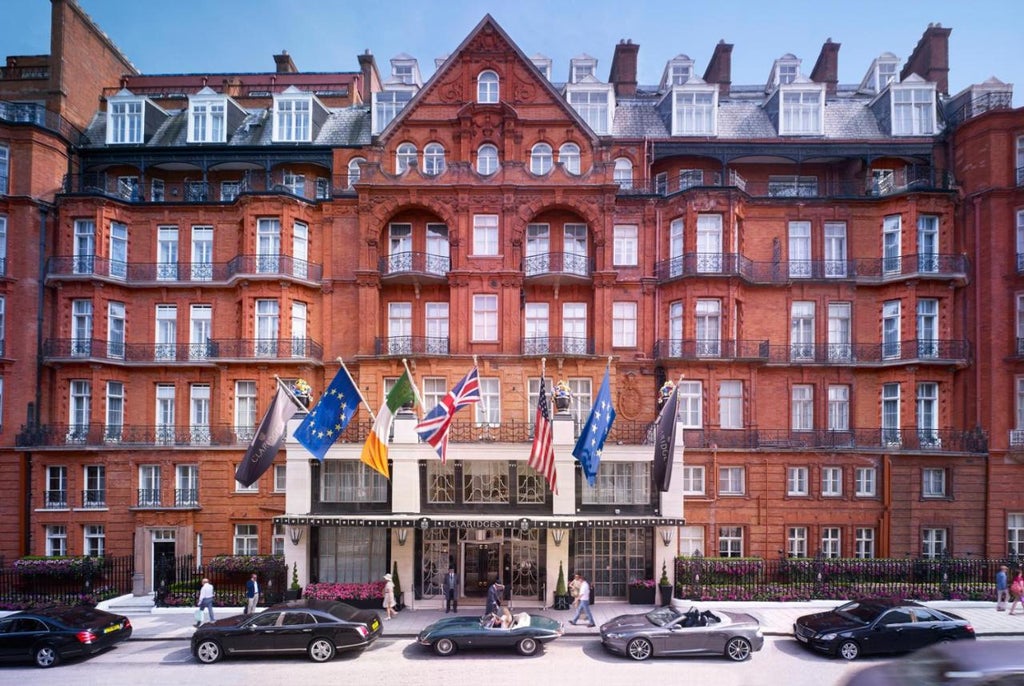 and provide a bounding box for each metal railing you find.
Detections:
[762,339,971,365]
[378,251,451,278]
[522,252,593,278]
[64,171,332,203]
[16,423,258,448]
[0,556,135,606]
[47,253,323,284]
[521,336,594,356]
[43,337,324,363]
[374,336,450,356]
[653,338,769,361]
